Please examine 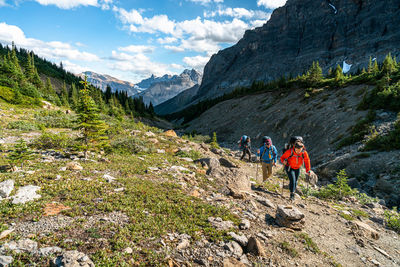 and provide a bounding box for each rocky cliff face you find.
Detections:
[78,71,141,96]
[136,69,202,106]
[154,84,199,115]
[191,0,400,102]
